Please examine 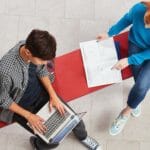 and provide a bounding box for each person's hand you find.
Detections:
[96,33,109,41]
[27,113,47,134]
[112,58,129,70]
[49,96,65,116]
